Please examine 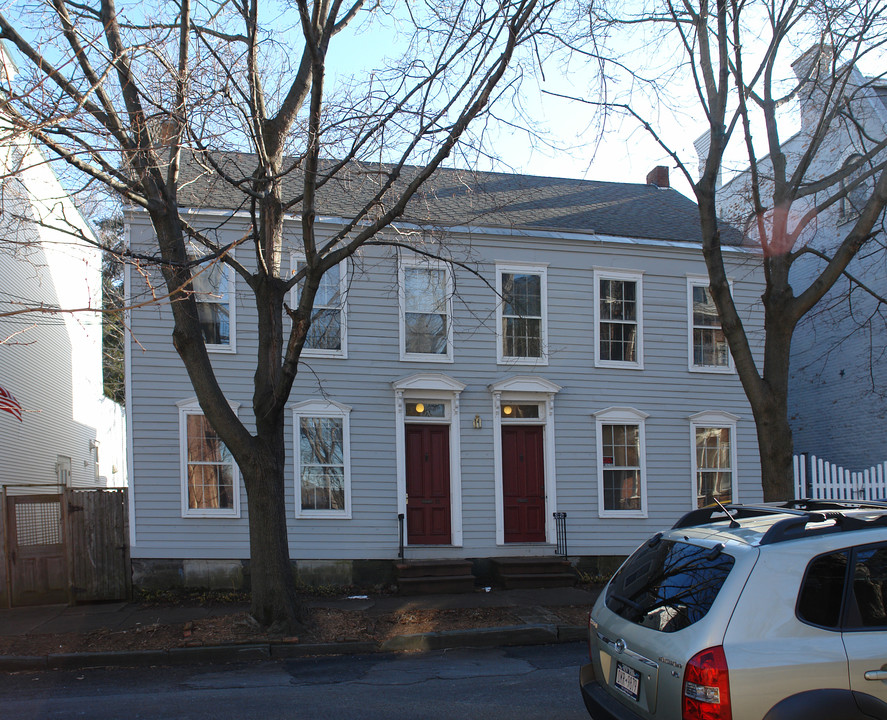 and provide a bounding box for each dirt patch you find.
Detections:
[0,604,591,657]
